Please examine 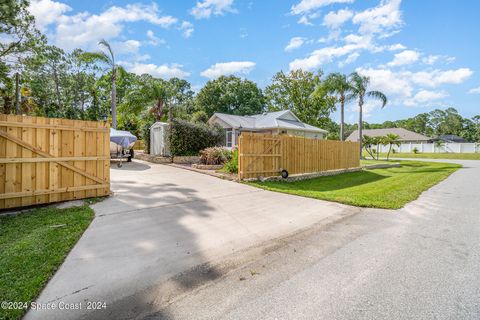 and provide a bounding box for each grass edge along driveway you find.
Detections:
[0,206,94,320]
[249,161,461,209]
[368,152,480,160]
